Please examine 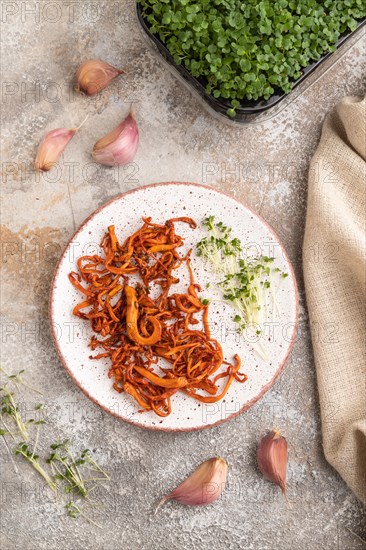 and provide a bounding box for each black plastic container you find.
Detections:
[137,3,365,123]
